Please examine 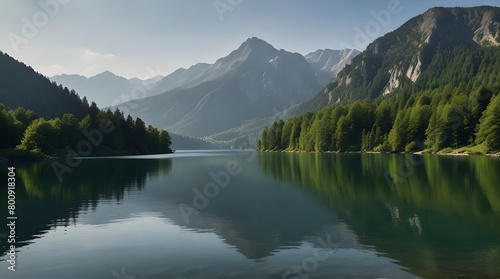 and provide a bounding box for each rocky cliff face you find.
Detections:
[403,6,500,83]
[308,6,500,108]
[304,49,360,85]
